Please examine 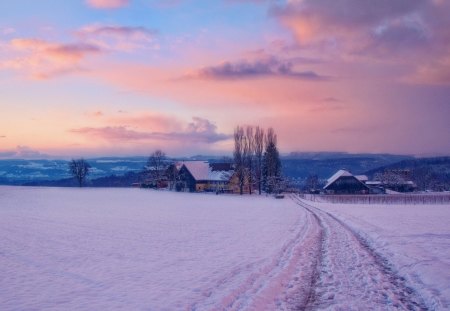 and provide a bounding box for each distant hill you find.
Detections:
[0,157,147,185]
[23,171,146,188]
[364,157,450,191]
[281,153,413,180]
